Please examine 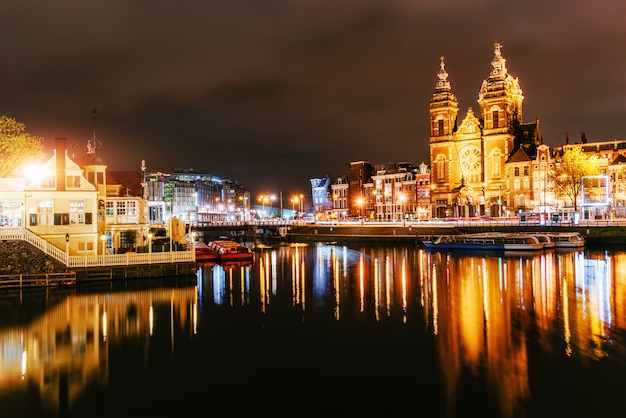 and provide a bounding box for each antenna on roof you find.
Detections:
[87,107,102,163]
